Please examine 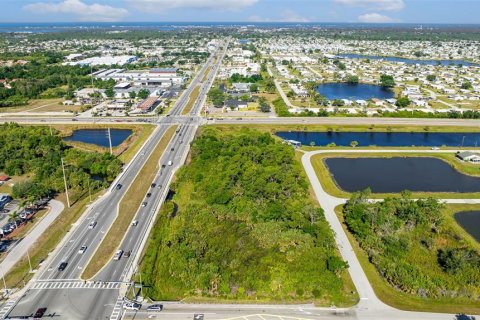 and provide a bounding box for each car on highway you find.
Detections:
[113,250,123,260]
[88,221,97,229]
[146,193,152,198]
[151,183,156,188]
[58,262,68,271]
[124,250,131,258]
[124,302,141,311]
[132,220,138,226]
[147,304,163,311]
[142,202,147,207]
[78,246,87,254]
[34,307,47,319]
[168,161,173,166]
[116,184,122,190]
[171,147,175,151]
